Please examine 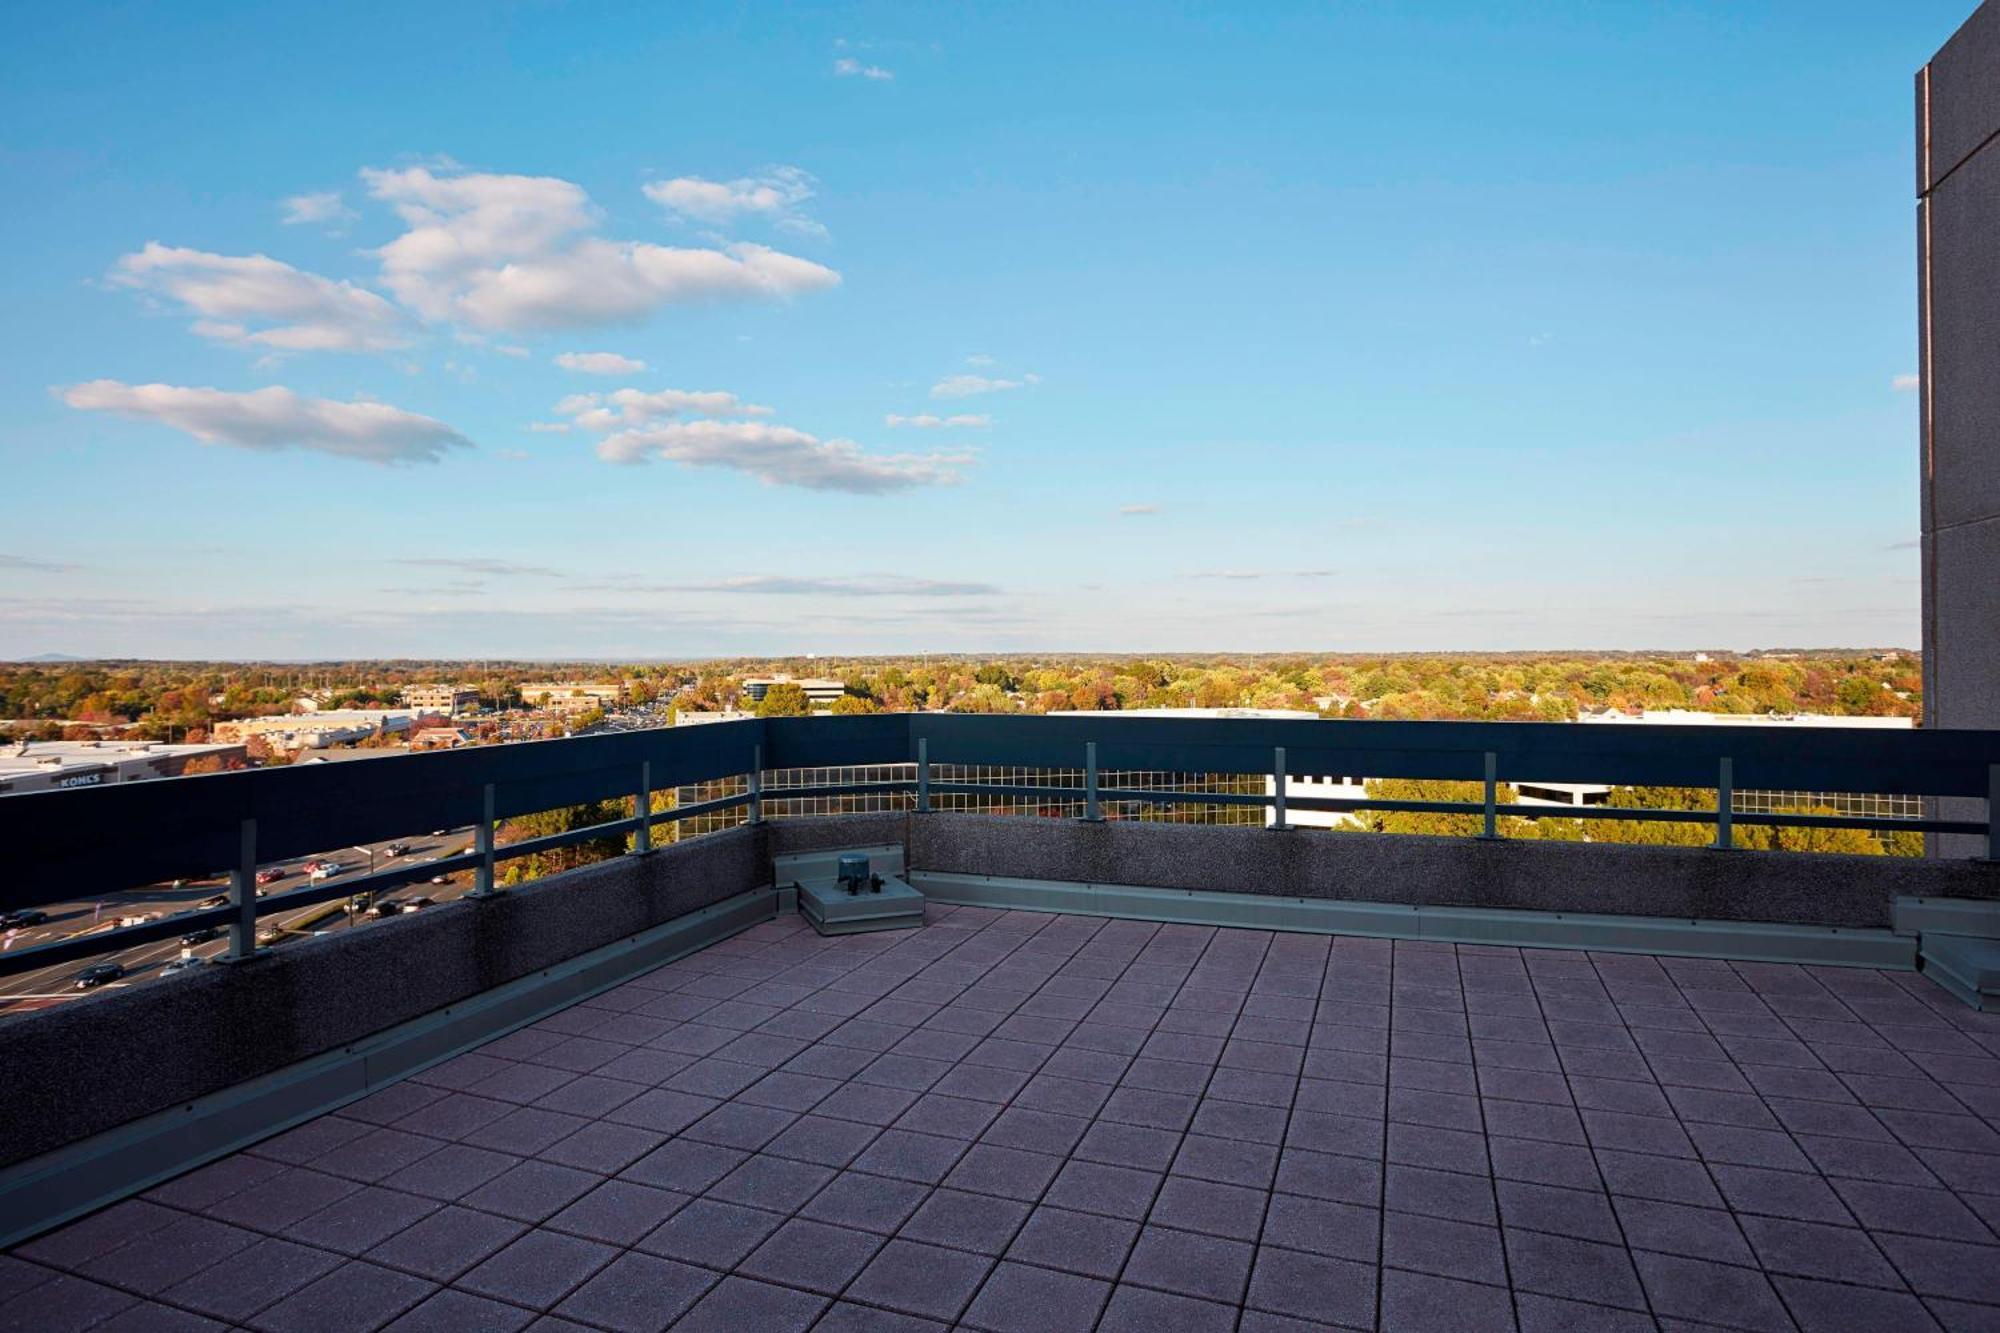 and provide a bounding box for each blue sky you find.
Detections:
[0,1,1968,659]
